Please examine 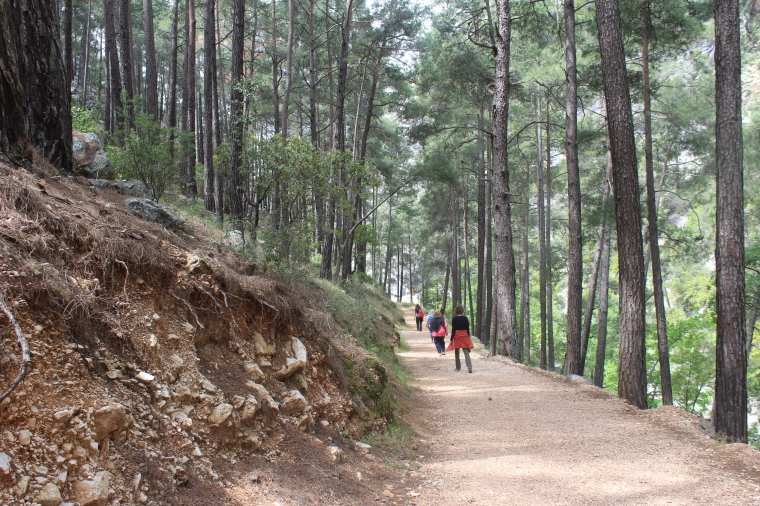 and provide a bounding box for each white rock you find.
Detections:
[73,471,110,506]
[93,404,134,440]
[104,369,125,380]
[274,337,308,380]
[200,379,217,393]
[232,395,246,409]
[18,429,31,446]
[355,442,372,454]
[53,408,77,425]
[328,446,344,463]
[320,420,330,427]
[0,452,11,477]
[208,404,234,425]
[35,482,62,506]
[280,390,308,416]
[240,395,260,422]
[252,331,276,356]
[16,475,30,496]
[243,362,265,382]
[135,371,155,383]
